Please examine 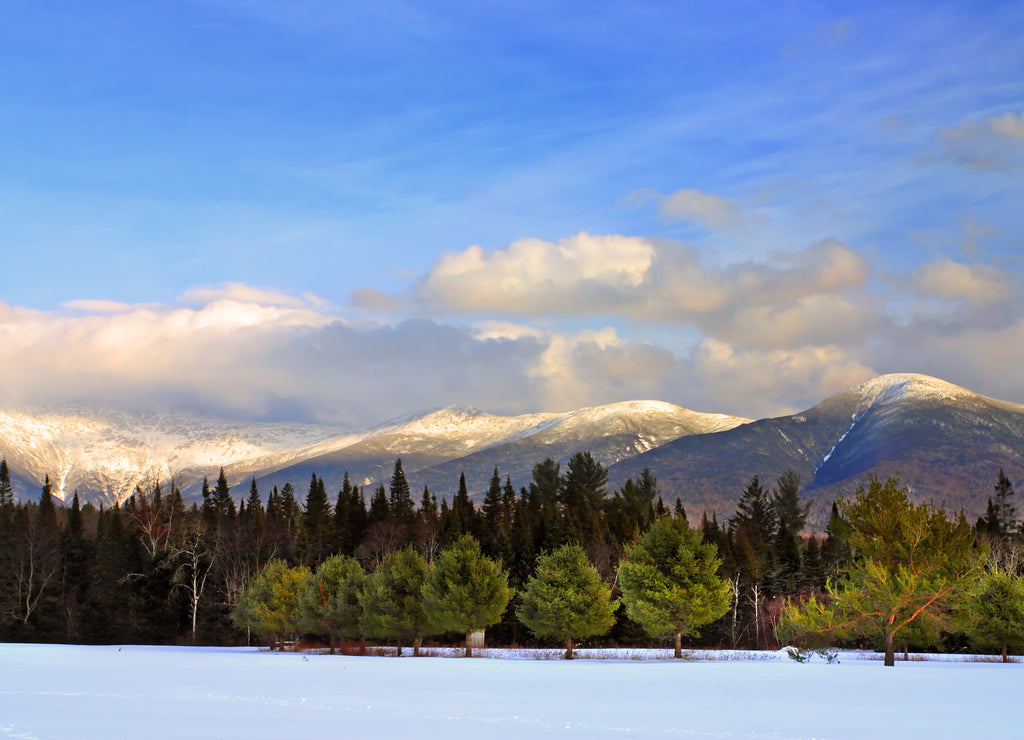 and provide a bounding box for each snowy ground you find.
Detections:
[0,644,1020,739]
